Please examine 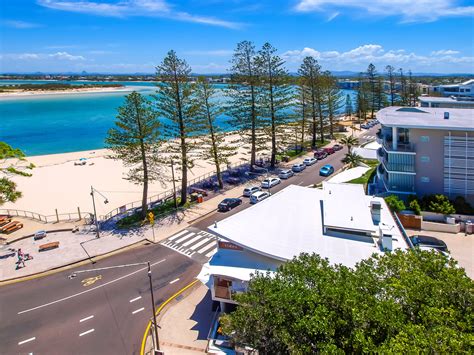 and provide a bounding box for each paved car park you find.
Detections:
[406,229,474,279]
